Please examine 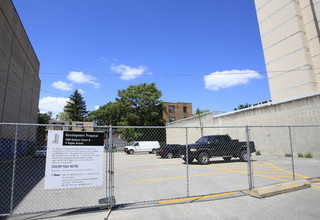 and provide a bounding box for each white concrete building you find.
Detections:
[254,0,320,102]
